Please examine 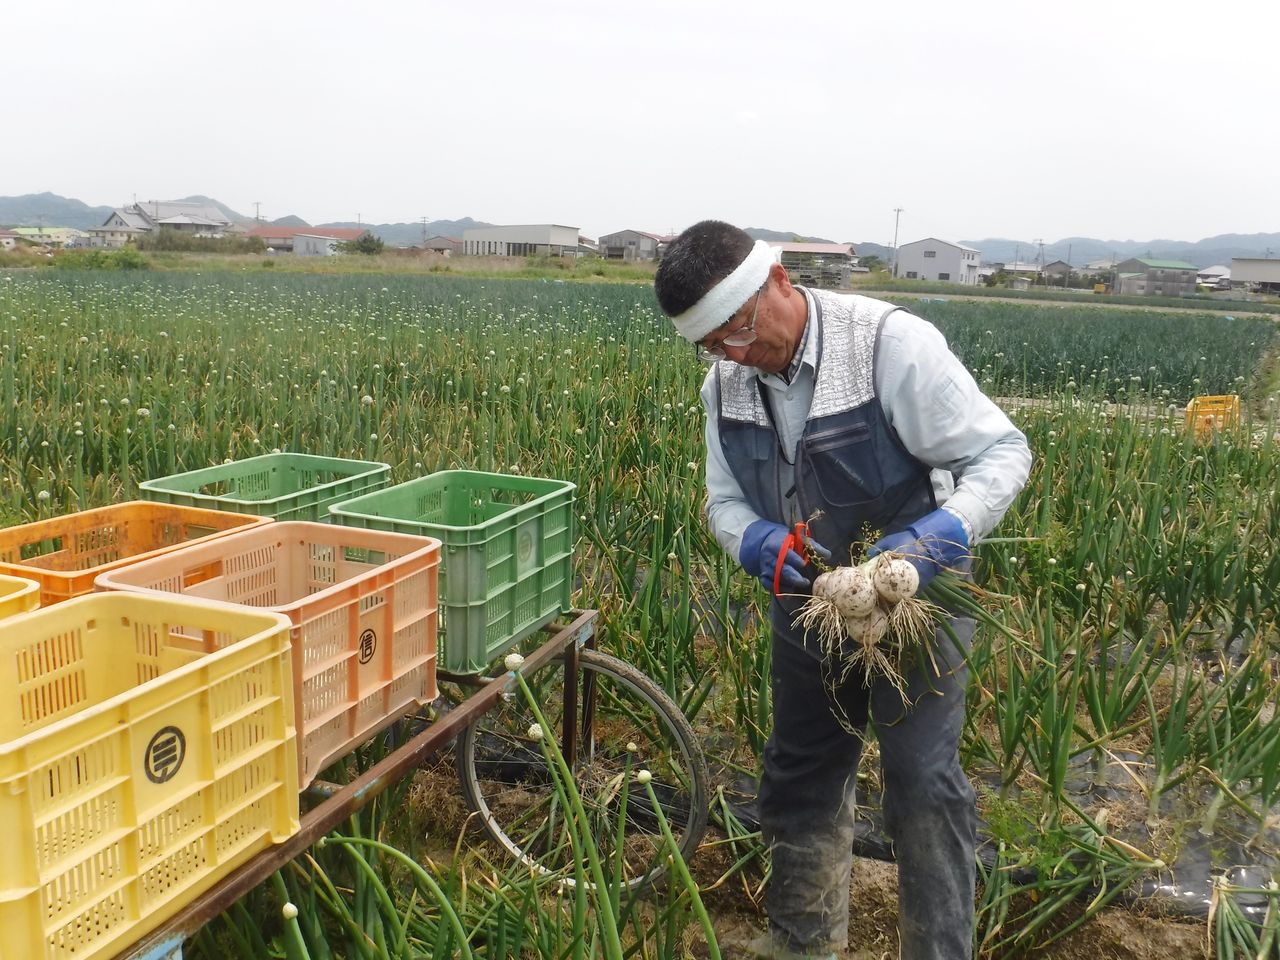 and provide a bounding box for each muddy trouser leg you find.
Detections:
[759,602,869,953]
[759,603,976,958]
[871,616,977,960]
